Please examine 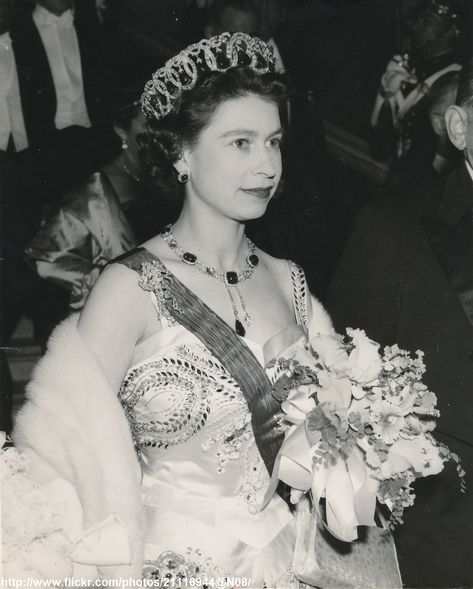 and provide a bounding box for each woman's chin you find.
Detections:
[235,203,272,222]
